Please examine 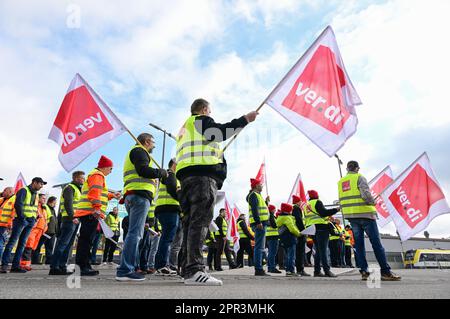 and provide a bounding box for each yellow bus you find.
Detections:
[404,249,450,268]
